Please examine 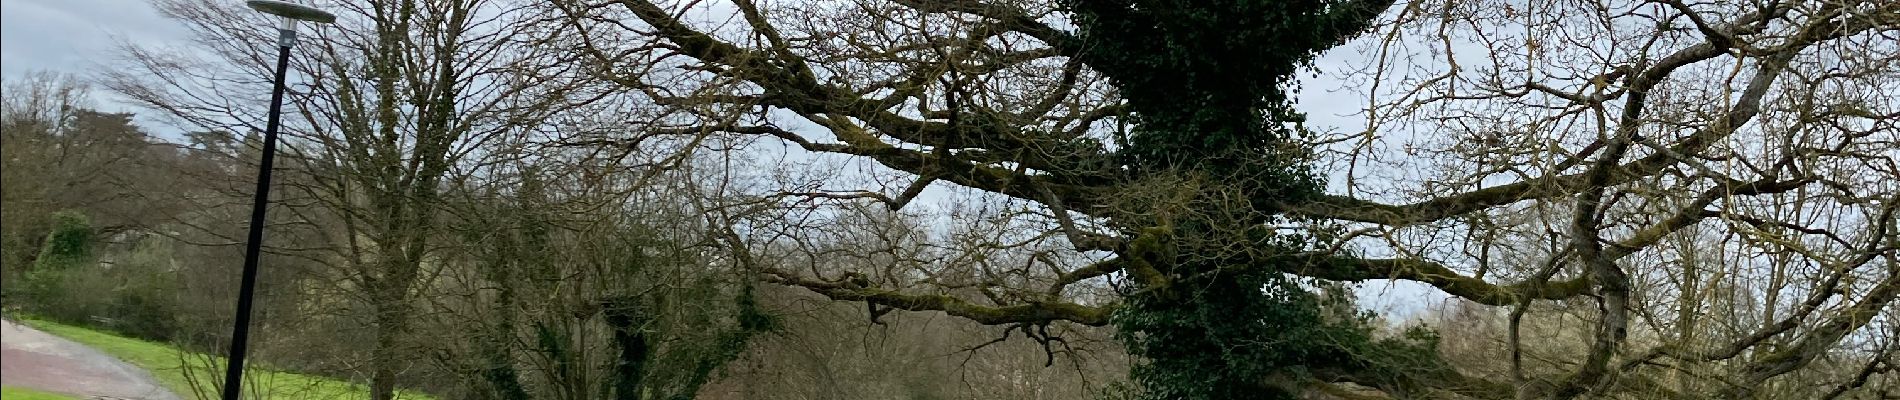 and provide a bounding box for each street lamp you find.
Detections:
[224,2,333,400]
